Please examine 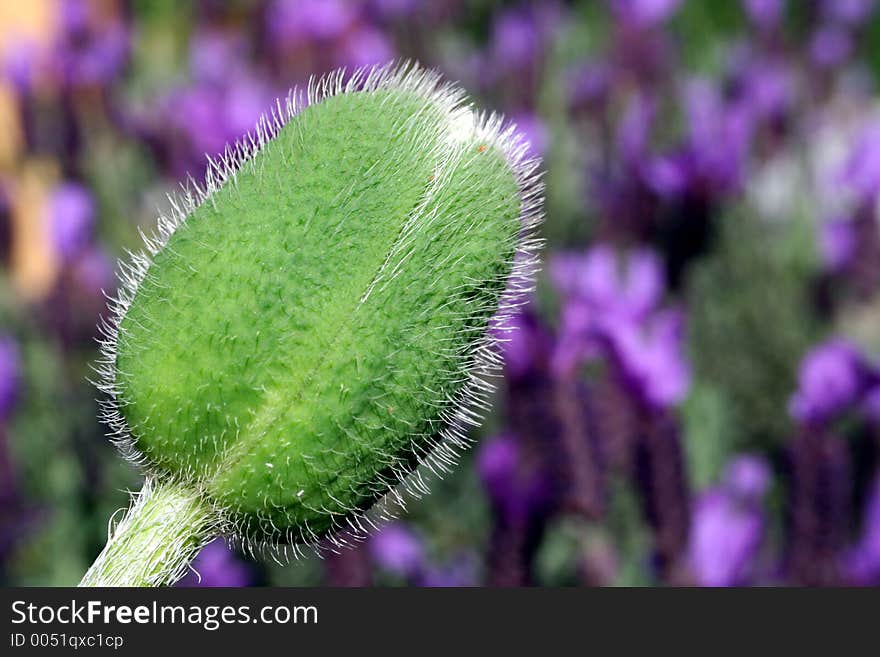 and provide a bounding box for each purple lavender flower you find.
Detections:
[551,246,662,324]
[177,539,251,587]
[368,0,419,21]
[610,0,682,27]
[688,456,771,586]
[651,78,753,198]
[616,92,655,168]
[189,30,249,86]
[609,309,690,409]
[369,523,425,578]
[840,121,880,202]
[810,26,853,70]
[267,0,357,47]
[509,113,548,159]
[2,39,40,93]
[821,0,875,25]
[494,309,553,381]
[0,337,20,421]
[337,28,395,69]
[724,454,772,502]
[743,0,784,30]
[52,0,129,89]
[688,490,764,585]
[861,385,880,422]
[158,76,274,178]
[566,62,612,113]
[50,182,95,263]
[418,554,478,587]
[550,244,685,401]
[788,339,870,424]
[819,218,857,272]
[488,8,541,75]
[845,475,880,584]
